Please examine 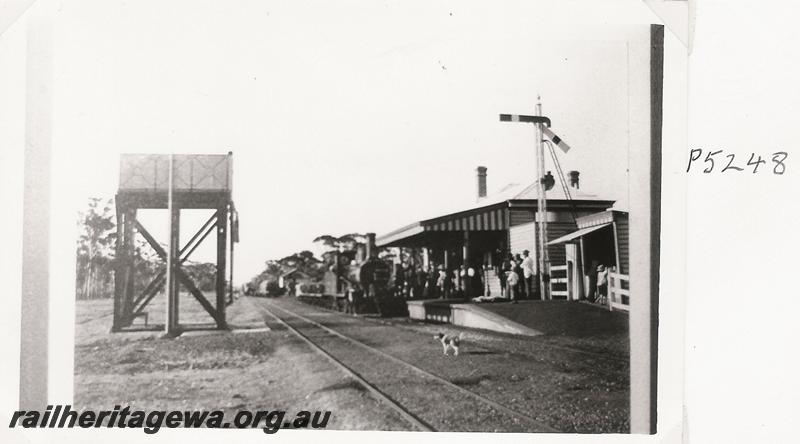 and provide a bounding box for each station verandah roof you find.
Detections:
[377,201,616,248]
[376,177,614,249]
[547,223,612,245]
[376,201,509,248]
[377,181,542,249]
